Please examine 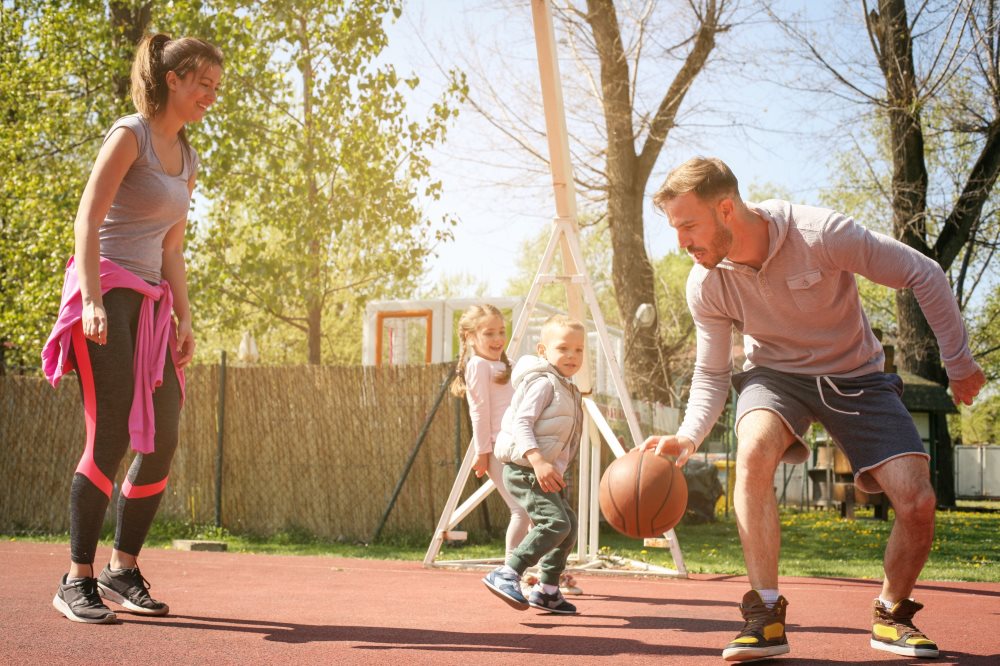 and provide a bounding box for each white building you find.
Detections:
[362,297,626,398]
